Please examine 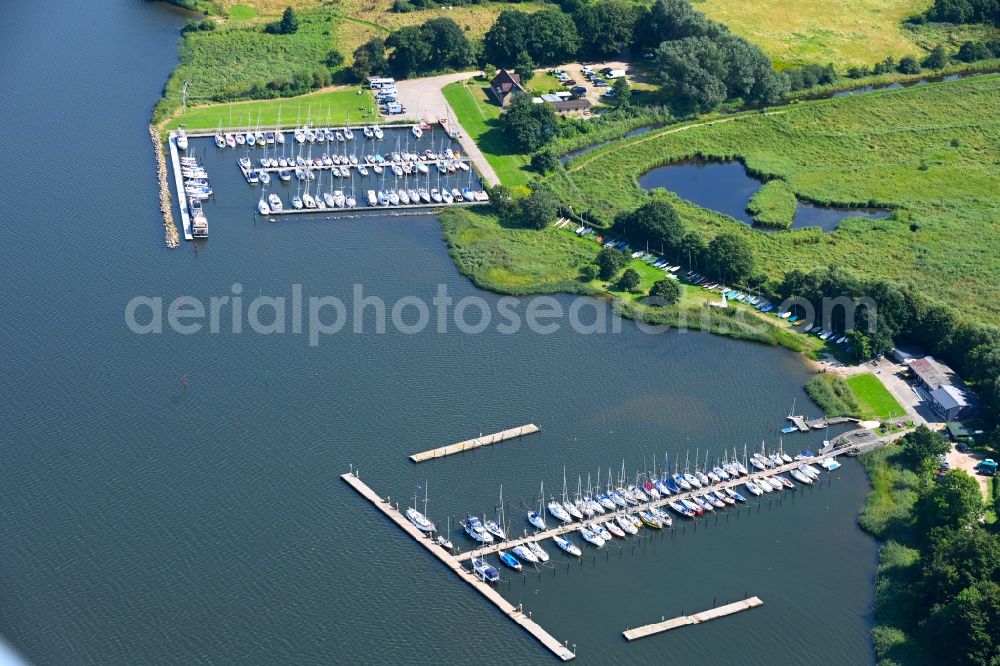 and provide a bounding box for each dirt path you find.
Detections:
[569,109,788,172]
